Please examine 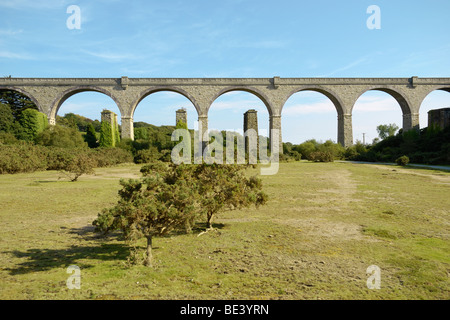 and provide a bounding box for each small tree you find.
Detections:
[396,155,410,166]
[93,163,198,267]
[377,123,399,140]
[94,162,268,266]
[192,164,267,229]
[61,153,96,182]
